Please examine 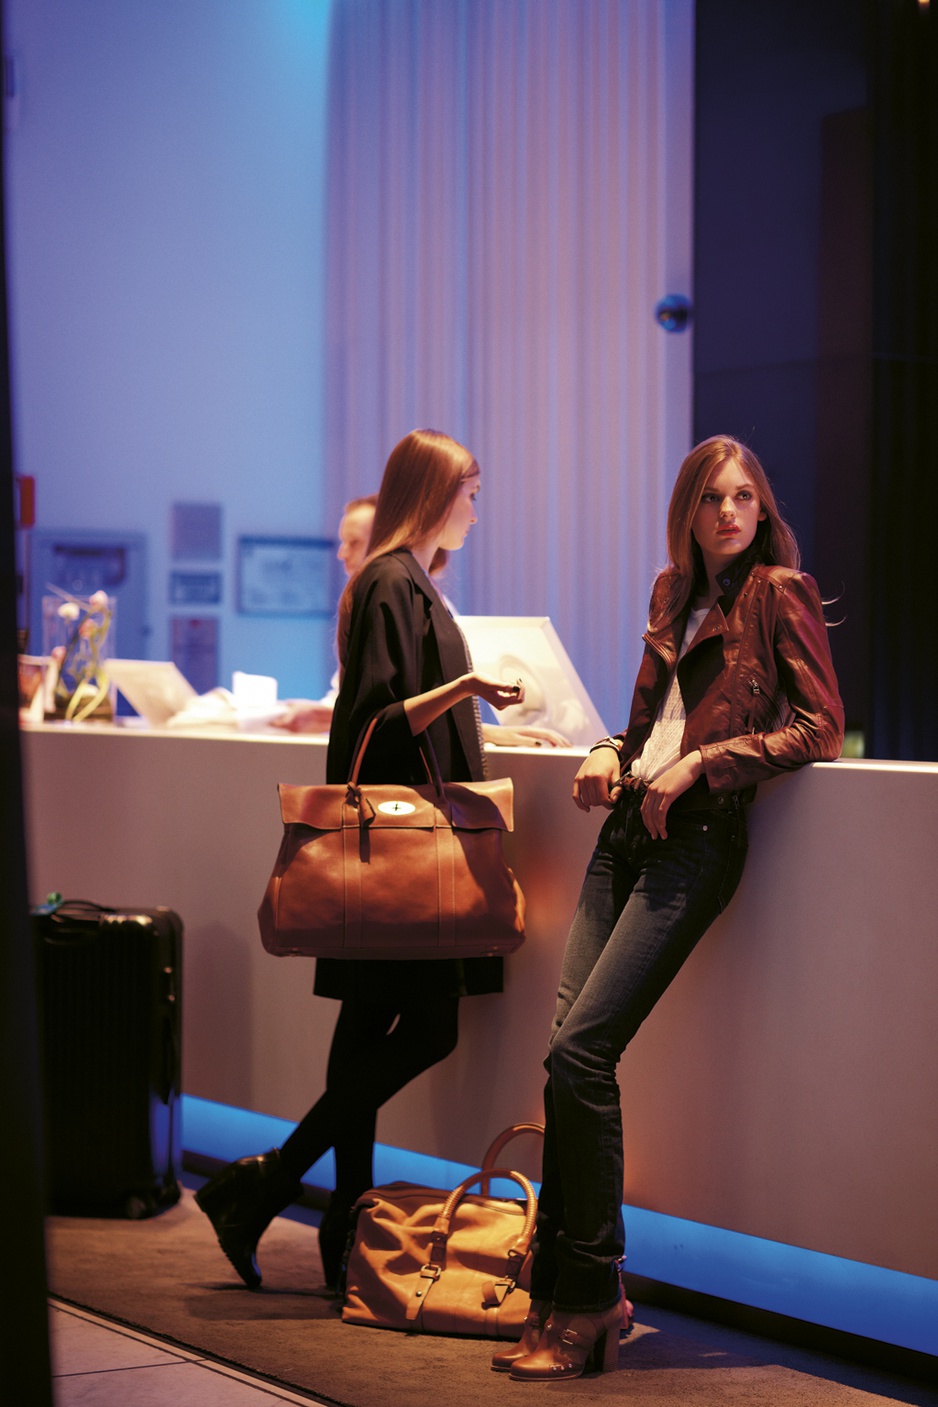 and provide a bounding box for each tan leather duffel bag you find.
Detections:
[341,1123,543,1339]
